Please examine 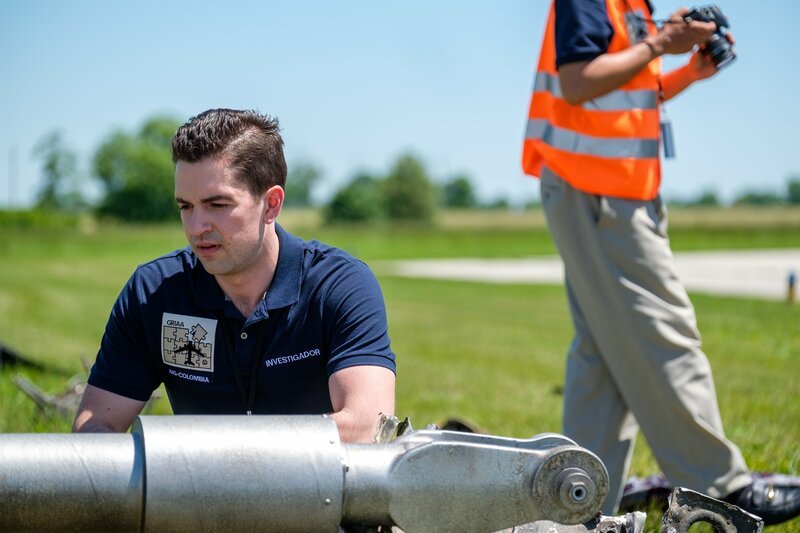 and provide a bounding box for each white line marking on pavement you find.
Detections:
[376,249,800,301]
